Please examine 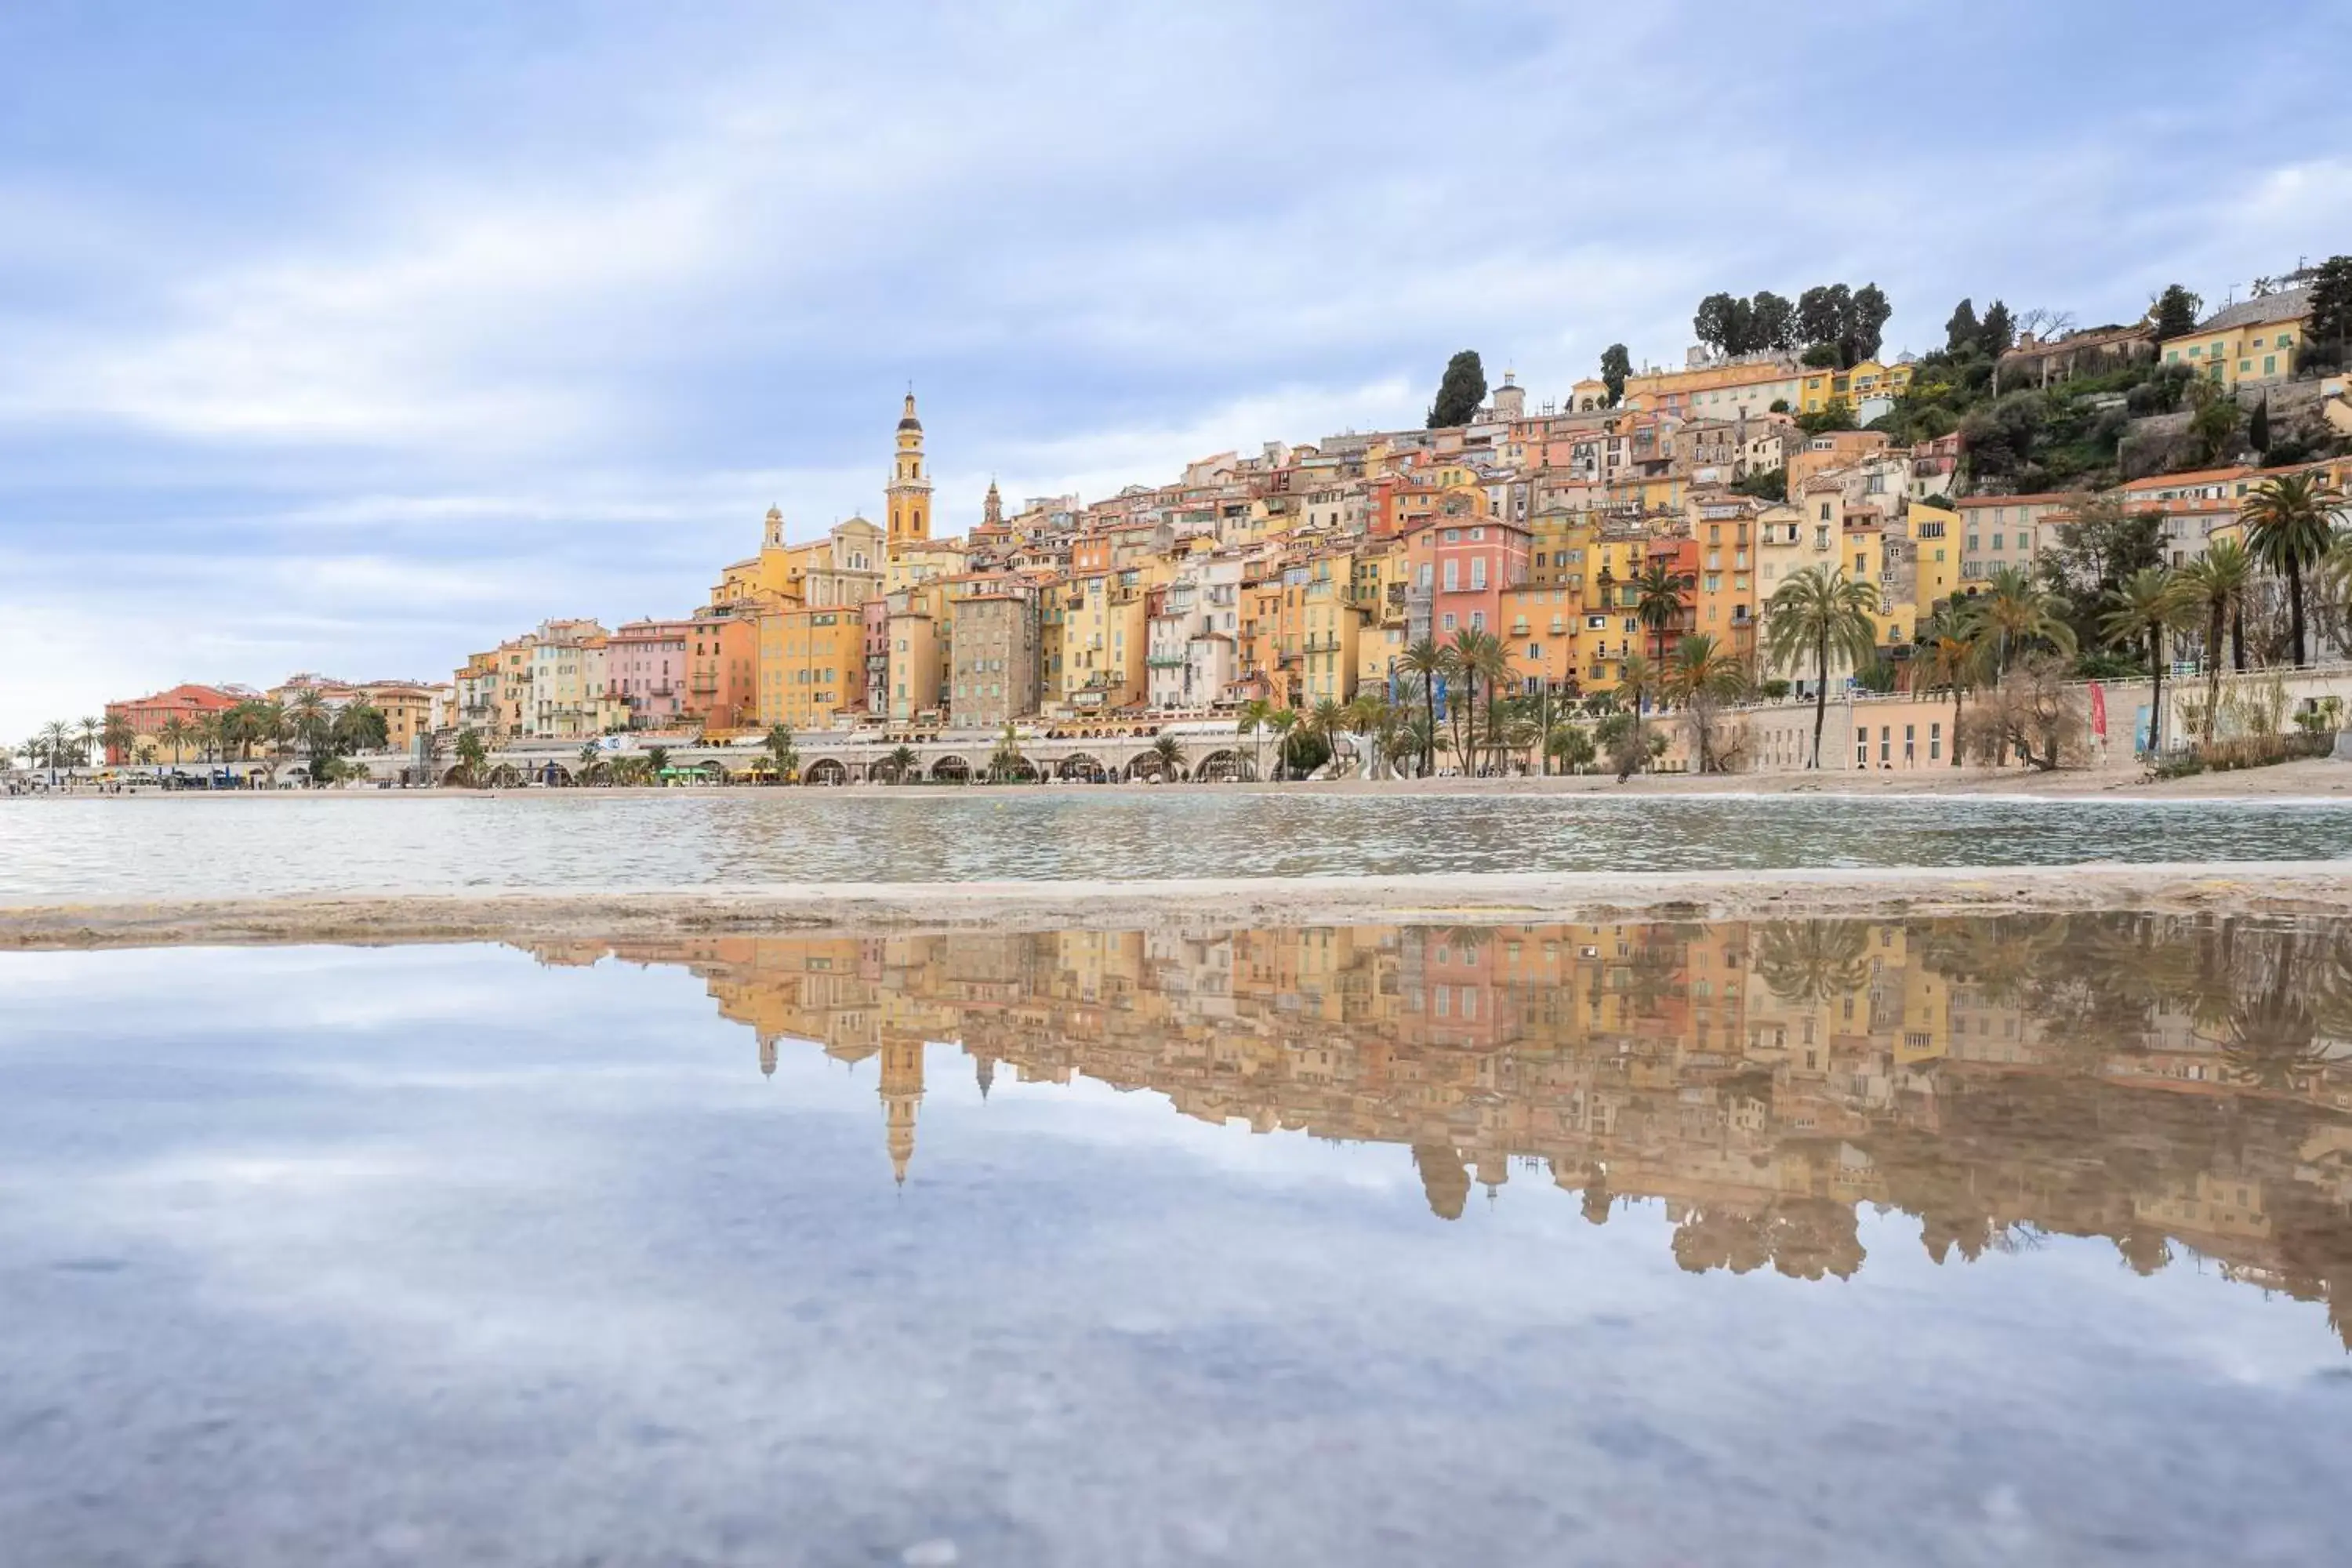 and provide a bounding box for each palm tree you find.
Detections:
[36,720,72,776]
[1237,697,1278,782]
[2102,567,2192,755]
[155,719,191,771]
[1632,561,1688,664]
[763,722,799,784]
[98,713,136,768]
[885,743,918,784]
[1762,564,1881,768]
[644,744,671,784]
[1342,693,1390,779]
[1916,601,1987,768]
[1547,721,1596,774]
[577,741,605,786]
[1976,564,2076,678]
[454,728,488,786]
[1755,921,1871,1004]
[988,722,1028,782]
[1610,651,1661,779]
[2240,472,2344,666]
[1149,733,1186,781]
[2180,539,2255,735]
[1396,636,1447,777]
[1267,708,1298,782]
[1465,630,1513,773]
[1664,632,1748,772]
